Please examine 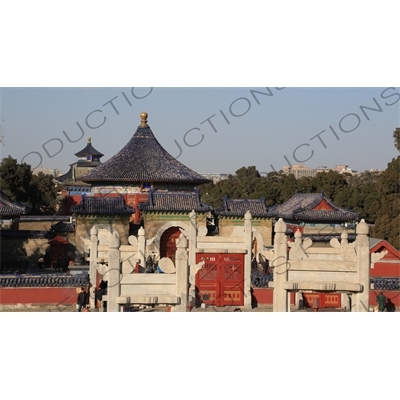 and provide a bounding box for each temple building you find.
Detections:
[213,196,276,247]
[58,137,104,186]
[274,192,360,244]
[79,112,209,193]
[56,137,105,214]
[71,196,135,254]
[72,112,211,254]
[138,188,213,262]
